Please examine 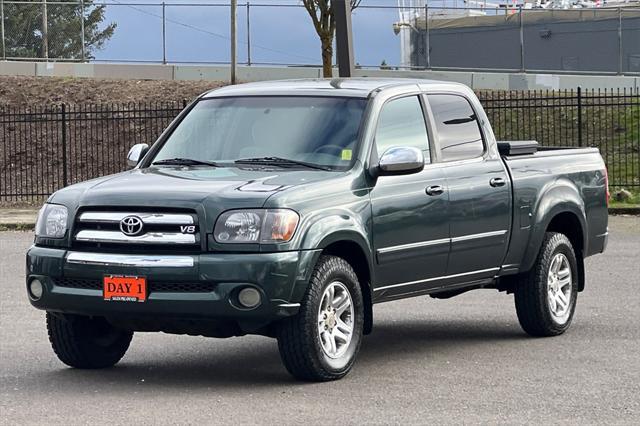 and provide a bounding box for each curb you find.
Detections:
[0,223,36,231]
[608,207,640,215]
